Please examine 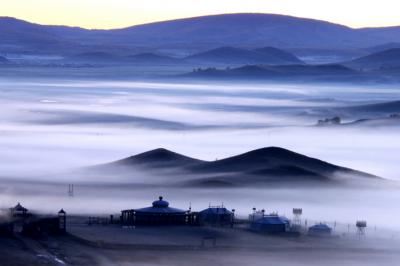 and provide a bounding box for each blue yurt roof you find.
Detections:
[251,216,288,225]
[134,197,186,214]
[309,224,331,229]
[199,207,233,215]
